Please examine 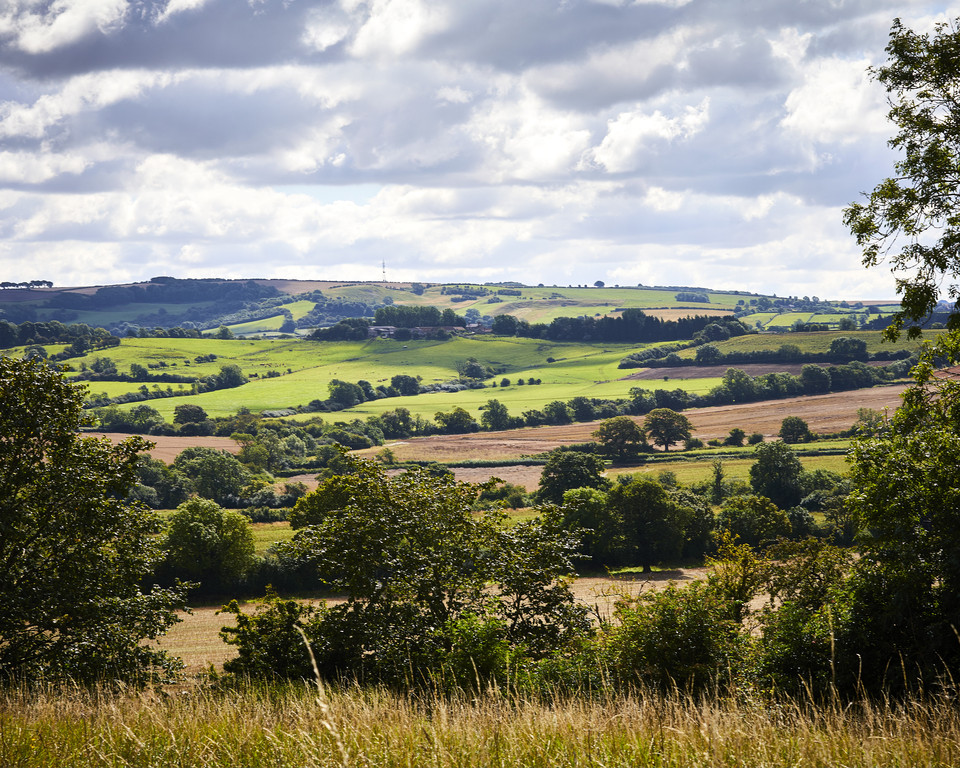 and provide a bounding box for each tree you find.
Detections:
[695,344,722,364]
[173,446,251,504]
[161,498,256,591]
[829,336,868,361]
[390,374,420,396]
[717,495,791,548]
[479,399,512,431]
[843,360,960,682]
[779,416,812,444]
[606,476,693,572]
[643,408,692,452]
[537,450,609,504]
[231,462,587,682]
[328,379,365,407]
[593,416,646,464]
[594,280,605,288]
[173,403,208,425]
[434,406,479,434]
[749,441,804,509]
[542,400,574,425]
[800,364,831,394]
[722,367,754,402]
[724,428,746,447]
[843,18,960,338]
[0,357,185,682]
